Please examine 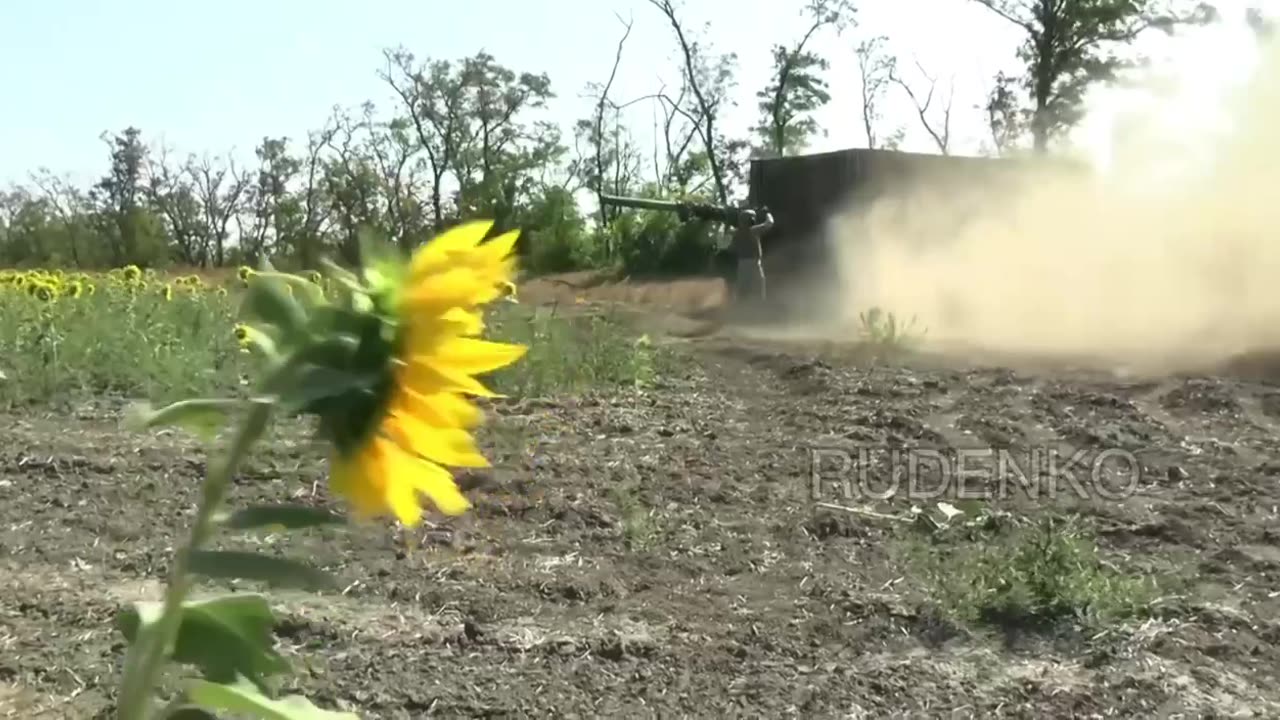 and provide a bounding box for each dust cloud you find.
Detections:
[817,17,1280,374]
